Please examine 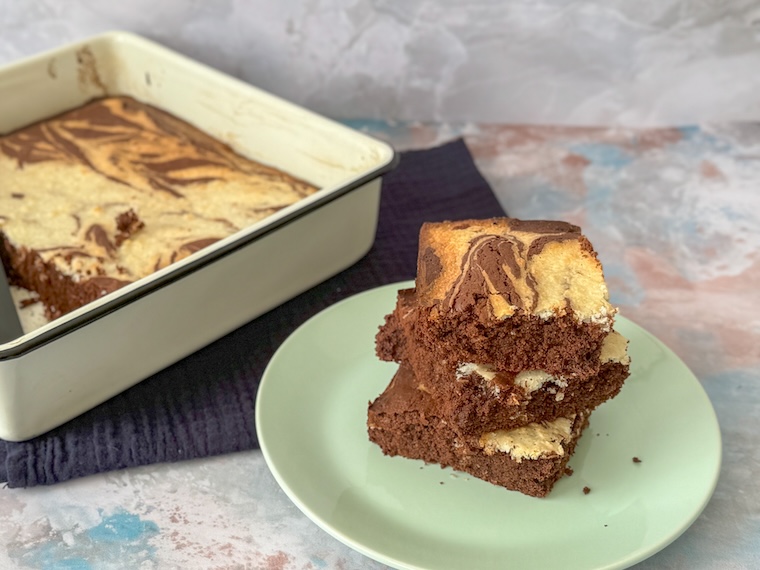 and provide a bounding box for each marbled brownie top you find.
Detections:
[0,96,317,289]
[416,218,615,326]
